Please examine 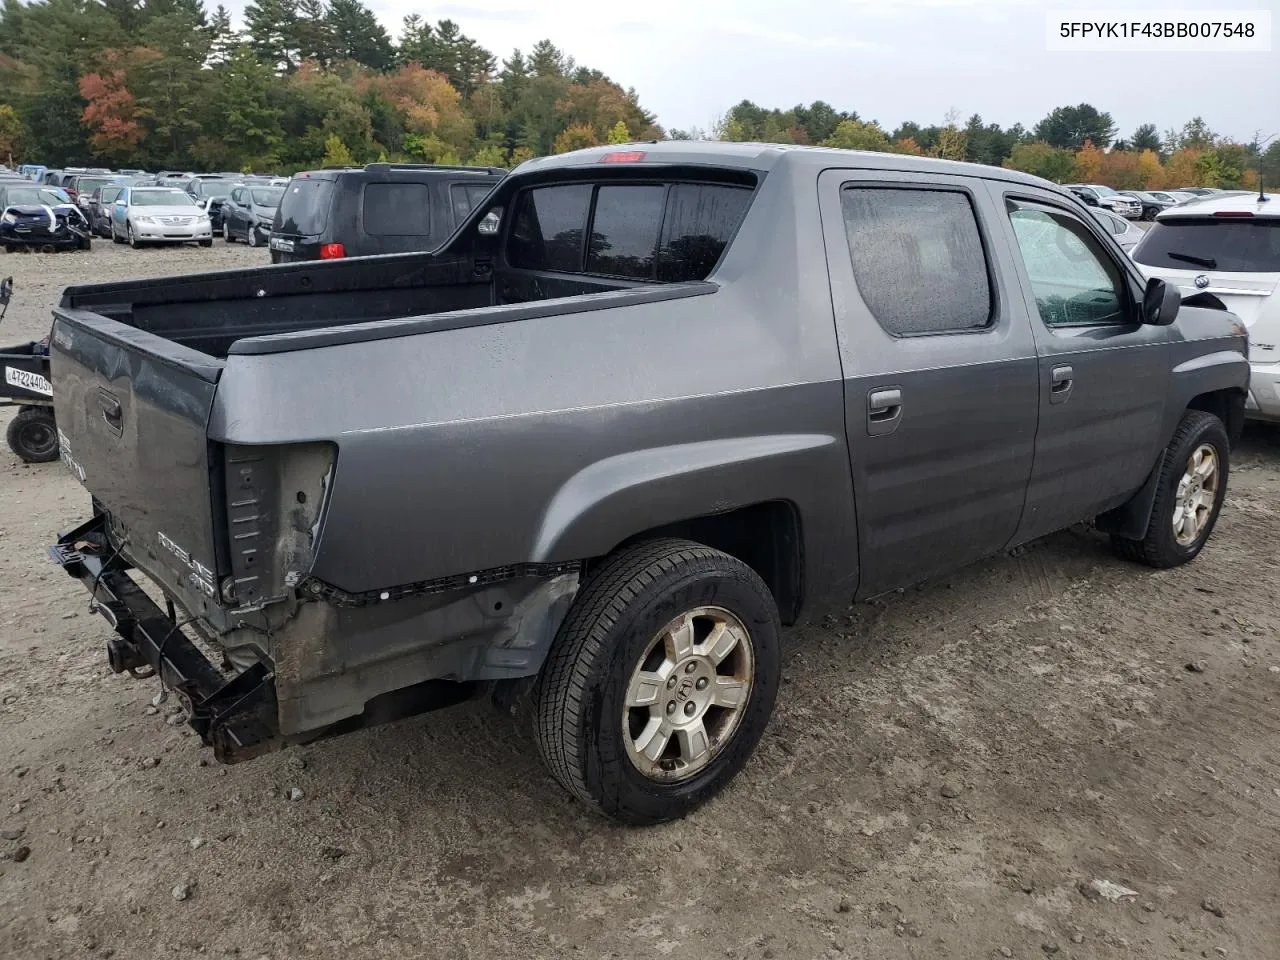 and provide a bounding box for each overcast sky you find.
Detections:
[232,0,1278,143]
